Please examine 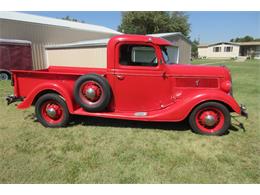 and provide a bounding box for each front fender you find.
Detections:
[17,82,74,113]
[148,90,241,122]
[170,90,241,121]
